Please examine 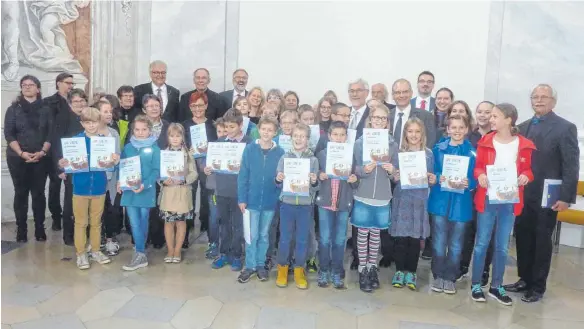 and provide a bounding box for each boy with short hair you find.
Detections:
[275,123,319,289]
[204,118,226,259]
[58,107,120,270]
[237,117,285,283]
[206,110,250,270]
